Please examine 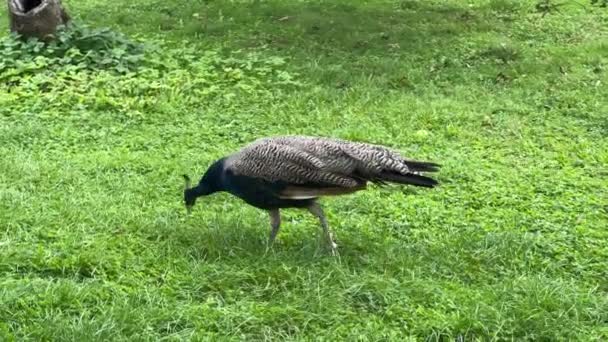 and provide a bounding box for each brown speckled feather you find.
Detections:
[224,136,439,199]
